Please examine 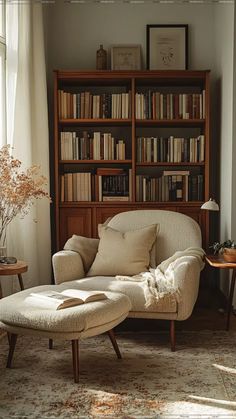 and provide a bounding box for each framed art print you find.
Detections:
[111,45,141,70]
[146,24,188,70]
